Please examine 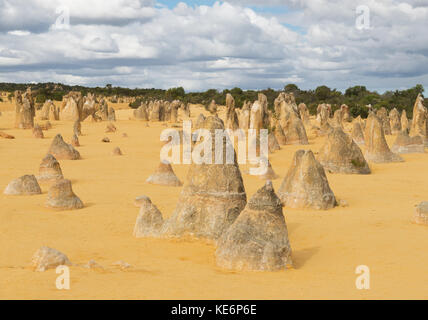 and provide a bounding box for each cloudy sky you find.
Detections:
[0,0,427,92]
